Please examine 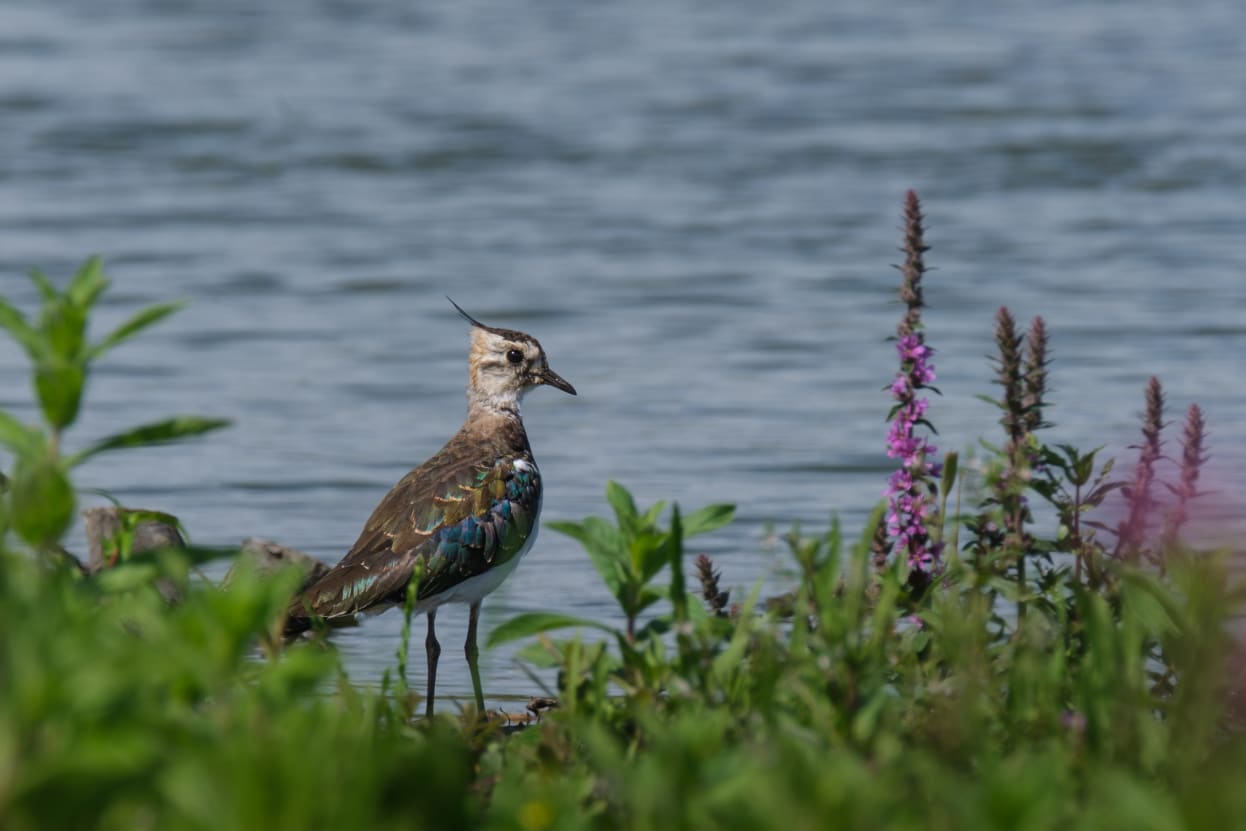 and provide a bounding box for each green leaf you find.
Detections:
[606,480,639,529]
[1121,572,1178,637]
[95,561,161,593]
[634,617,670,641]
[634,585,664,615]
[10,457,75,546]
[940,451,959,502]
[549,516,626,594]
[711,581,762,682]
[88,301,185,361]
[852,502,887,566]
[485,612,613,647]
[682,503,735,537]
[548,517,624,558]
[669,505,687,623]
[633,531,669,583]
[27,267,58,302]
[174,544,238,567]
[640,500,667,527]
[0,411,43,456]
[512,640,567,668]
[0,296,46,361]
[1073,450,1097,485]
[66,255,109,309]
[34,362,85,430]
[39,300,89,360]
[66,416,231,467]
